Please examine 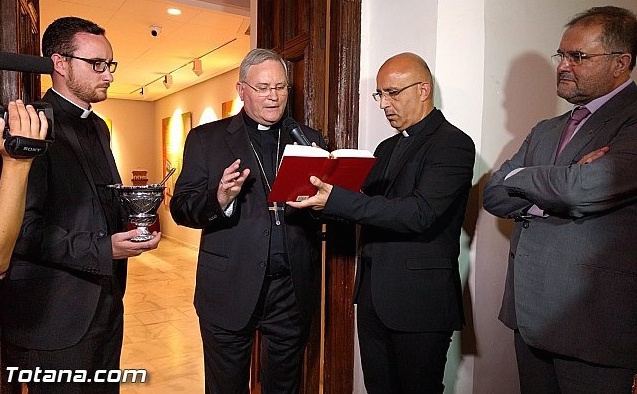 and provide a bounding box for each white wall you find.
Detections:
[435,2,485,393]
[474,1,571,392]
[358,1,439,153]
